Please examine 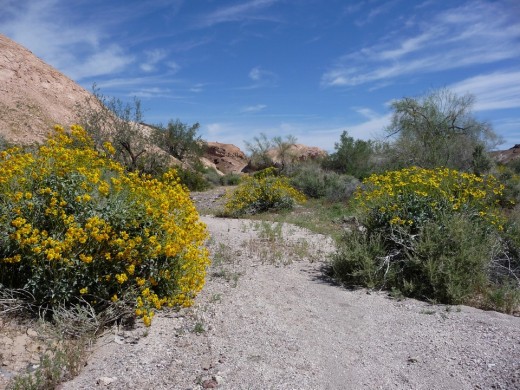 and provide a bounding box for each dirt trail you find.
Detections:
[60,215,520,390]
